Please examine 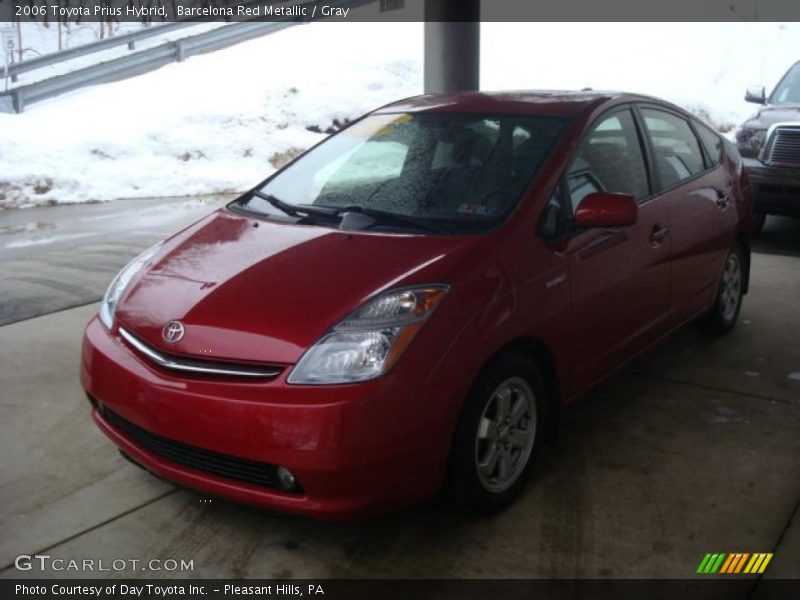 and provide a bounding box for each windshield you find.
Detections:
[235,112,565,234]
[770,63,800,105]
